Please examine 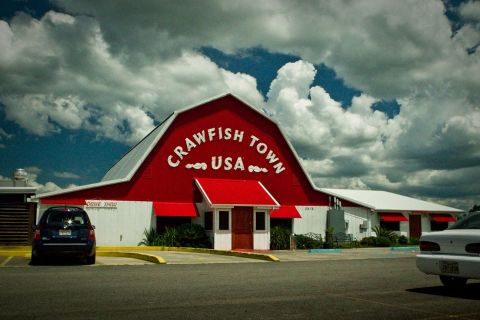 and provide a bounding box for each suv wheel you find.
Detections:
[86,254,96,265]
